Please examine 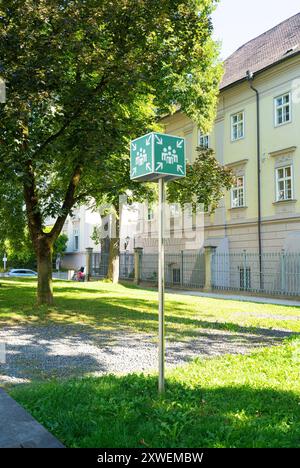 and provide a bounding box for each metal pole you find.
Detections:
[158,177,165,394]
